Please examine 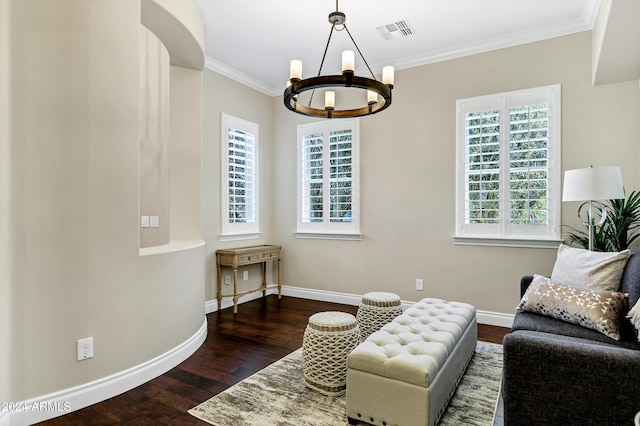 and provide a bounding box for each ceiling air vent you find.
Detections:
[377,20,415,41]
